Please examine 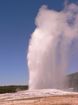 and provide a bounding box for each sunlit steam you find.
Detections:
[27,3,78,89]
